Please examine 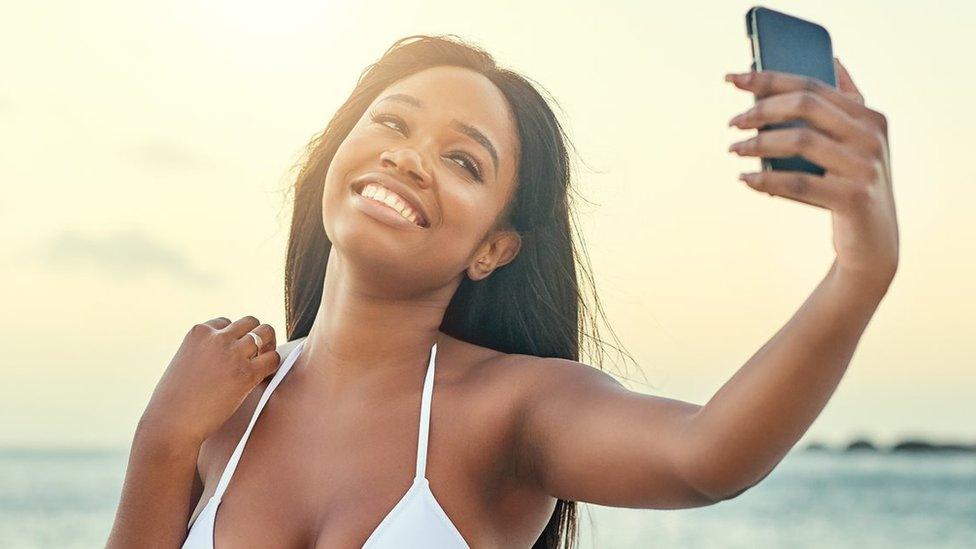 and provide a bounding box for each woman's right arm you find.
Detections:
[105,418,204,548]
[106,316,281,548]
